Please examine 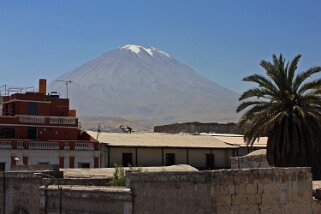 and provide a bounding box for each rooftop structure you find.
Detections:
[88,131,266,170]
[0,79,99,170]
